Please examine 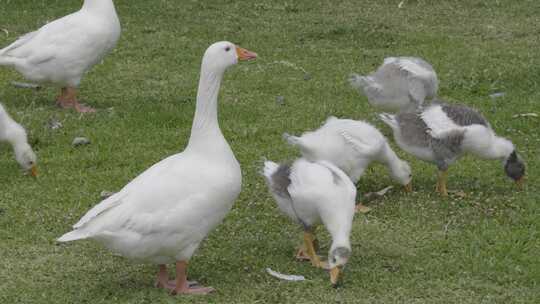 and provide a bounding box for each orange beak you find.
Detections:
[404,181,413,193]
[30,165,38,177]
[236,46,257,61]
[515,176,526,189]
